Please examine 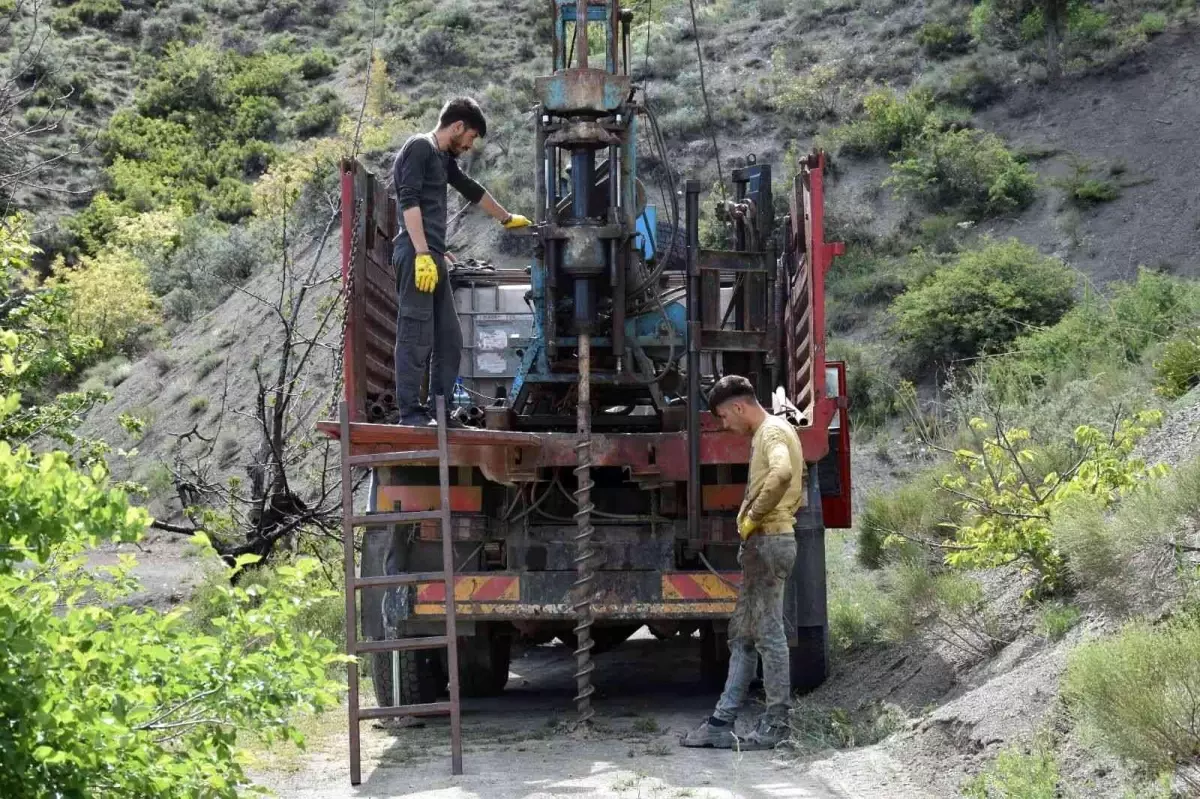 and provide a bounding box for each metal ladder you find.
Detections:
[339,396,463,784]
